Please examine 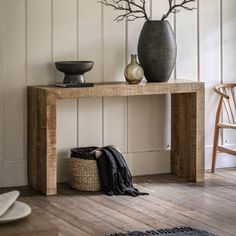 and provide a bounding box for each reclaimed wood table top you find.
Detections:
[28,79,204,99]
